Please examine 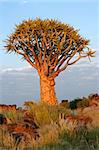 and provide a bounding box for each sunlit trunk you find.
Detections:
[39,73,57,105]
